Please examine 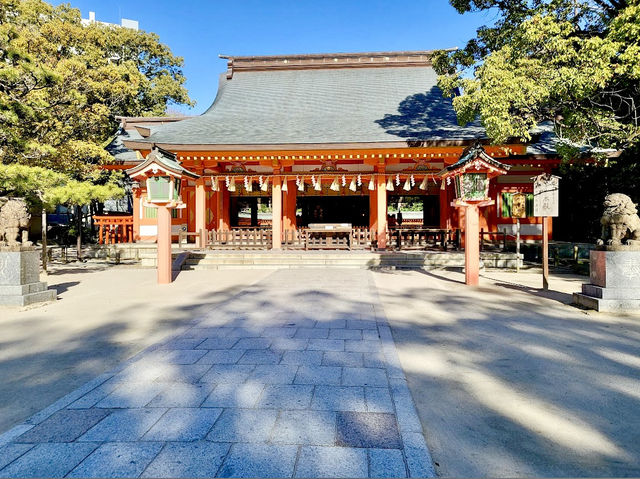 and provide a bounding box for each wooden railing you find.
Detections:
[94,215,134,244]
[178,229,206,247]
[206,227,375,250]
[282,229,306,249]
[480,229,509,251]
[351,227,373,249]
[202,226,461,251]
[389,228,451,251]
[208,227,272,249]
